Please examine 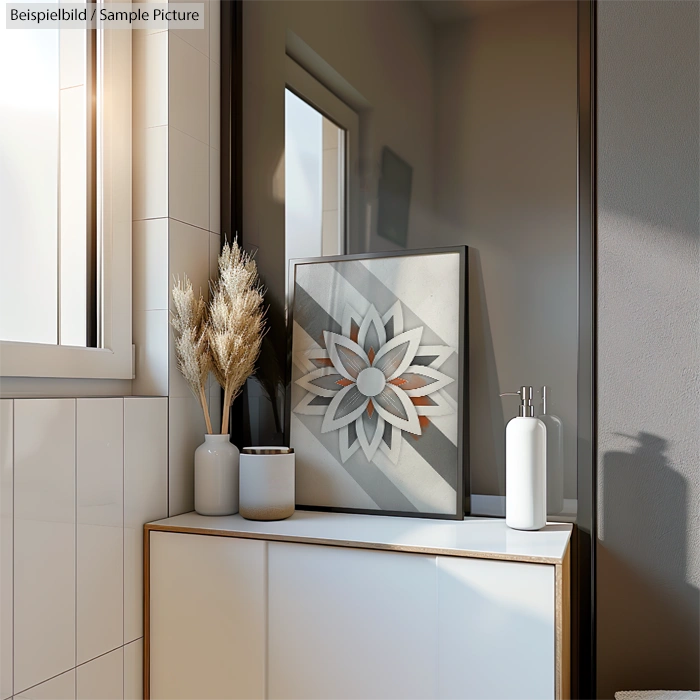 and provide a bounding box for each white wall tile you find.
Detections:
[133,219,169,312]
[14,400,75,694]
[15,669,75,700]
[210,0,220,64]
[209,59,220,151]
[132,309,169,397]
[59,29,85,90]
[171,0,209,58]
[168,396,207,516]
[76,647,123,700]
[0,400,12,700]
[133,126,168,221]
[124,398,168,644]
[123,639,143,700]
[209,148,220,234]
[169,33,209,145]
[169,219,210,398]
[169,127,209,231]
[209,232,221,281]
[133,31,168,131]
[76,399,124,665]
